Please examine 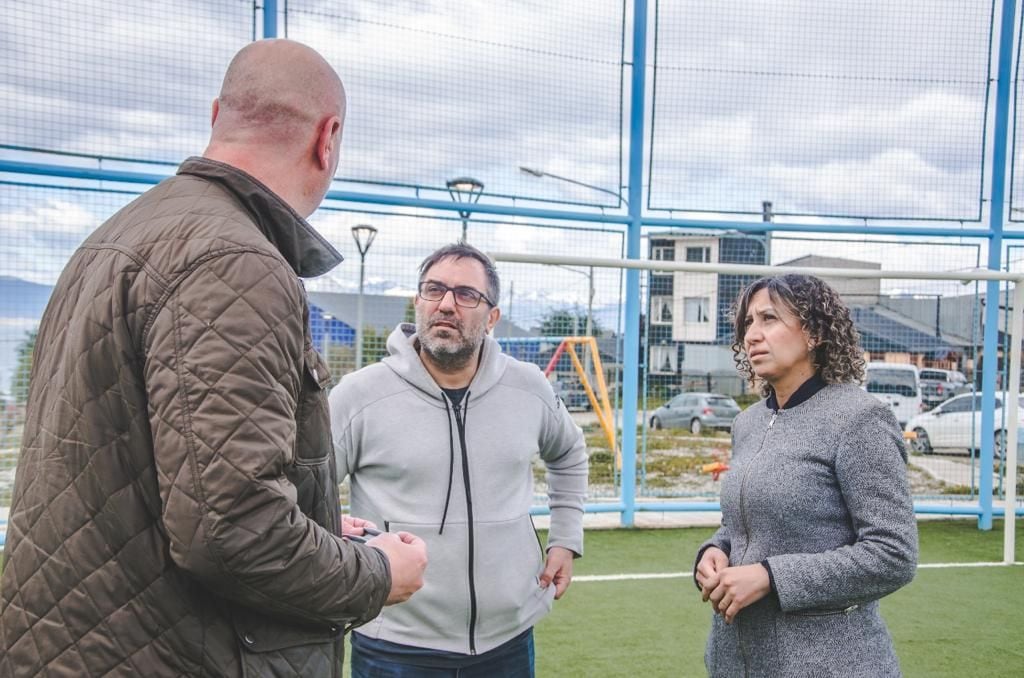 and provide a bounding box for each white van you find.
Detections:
[864,362,923,427]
